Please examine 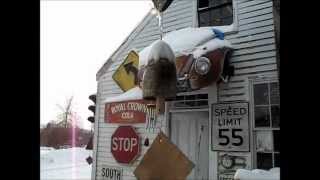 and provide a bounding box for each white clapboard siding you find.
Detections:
[93,0,278,179]
[237,0,269,9]
[238,1,273,14]
[218,0,277,102]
